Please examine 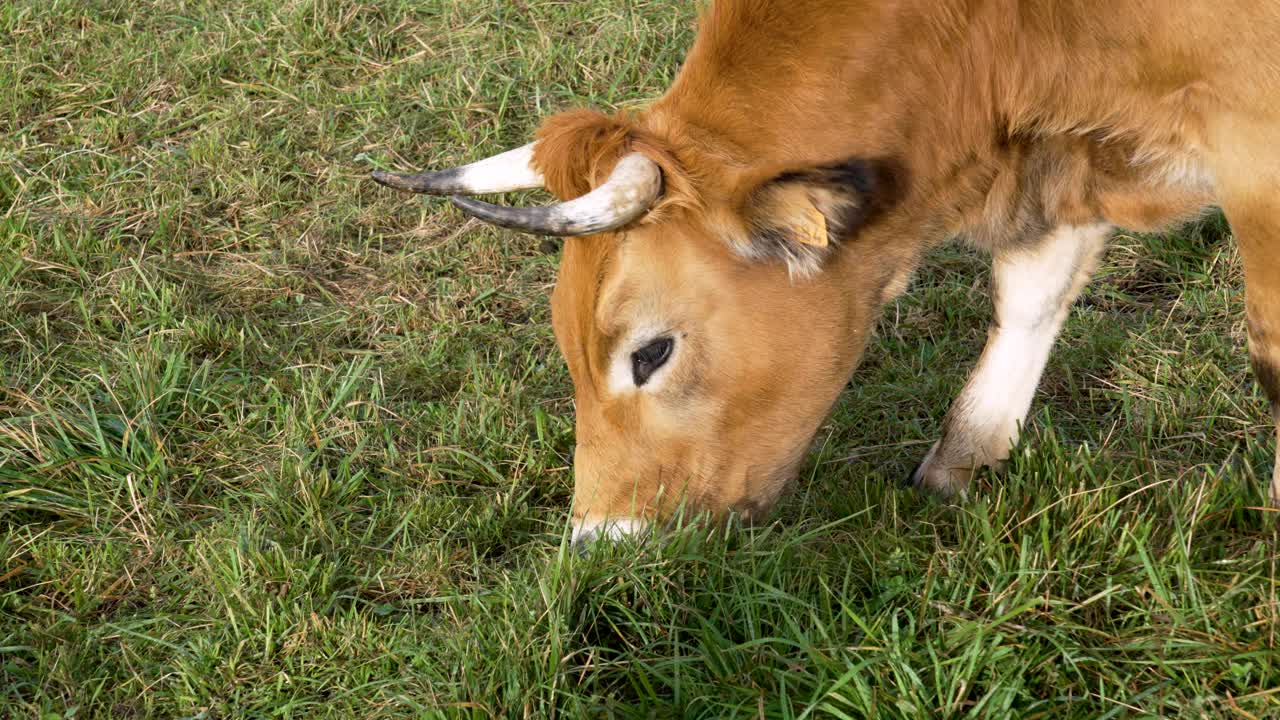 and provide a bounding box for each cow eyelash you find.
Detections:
[631,337,674,386]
